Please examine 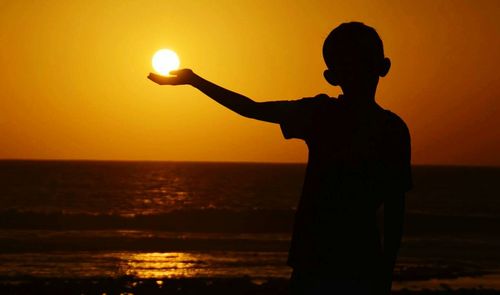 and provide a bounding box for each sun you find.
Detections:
[152,49,180,76]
